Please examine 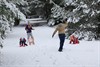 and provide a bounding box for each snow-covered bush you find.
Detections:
[72,31,96,41]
